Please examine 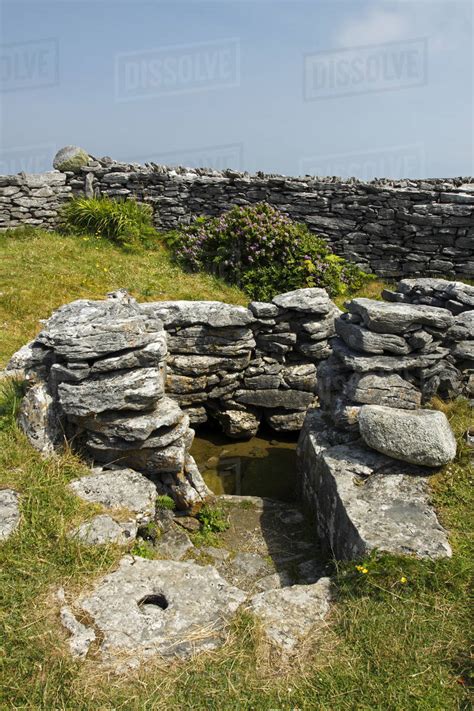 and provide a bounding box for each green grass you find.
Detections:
[0,228,472,709]
[0,227,246,366]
